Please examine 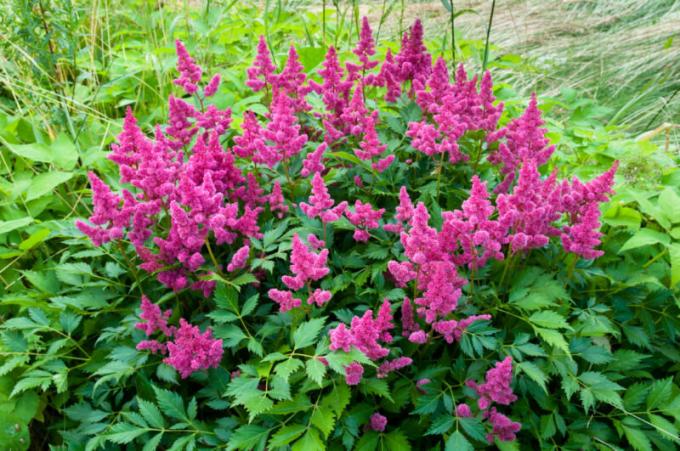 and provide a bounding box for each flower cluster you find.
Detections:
[268,234,331,312]
[75,17,623,444]
[135,296,223,379]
